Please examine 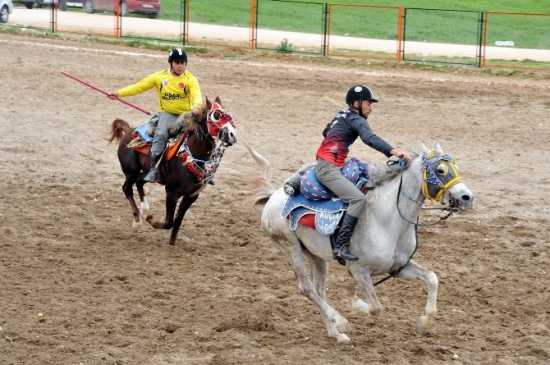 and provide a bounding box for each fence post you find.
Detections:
[477,11,485,68]
[182,0,188,46]
[322,3,328,57]
[115,4,121,38]
[49,4,55,33]
[250,0,257,51]
[397,6,404,62]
